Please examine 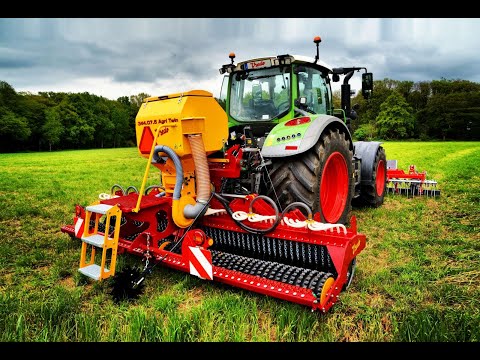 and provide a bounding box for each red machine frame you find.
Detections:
[62,188,365,313]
